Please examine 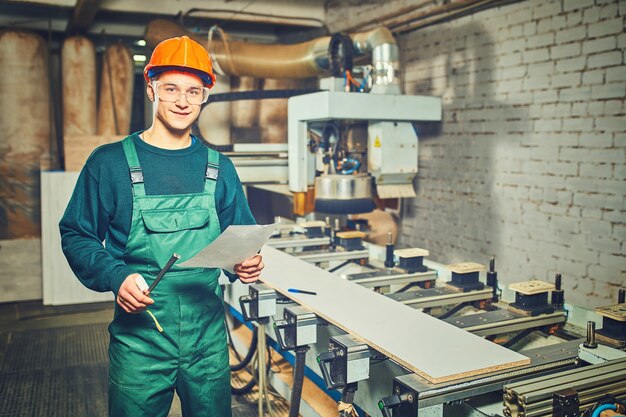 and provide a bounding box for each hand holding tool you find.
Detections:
[148,253,181,293]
